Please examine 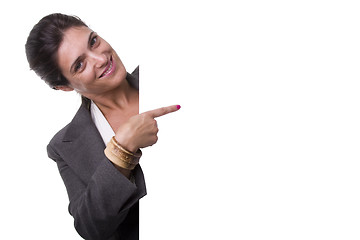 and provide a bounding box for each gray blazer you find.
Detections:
[47,67,146,240]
